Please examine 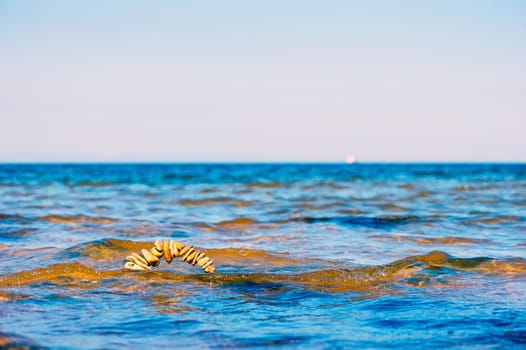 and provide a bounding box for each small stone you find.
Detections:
[124,261,150,271]
[202,259,214,271]
[197,257,210,267]
[124,261,137,270]
[141,249,160,266]
[150,247,163,258]
[127,255,151,270]
[193,252,204,265]
[179,245,192,256]
[204,265,215,273]
[182,247,195,261]
[154,239,163,251]
[185,250,197,263]
[163,240,172,263]
[170,240,179,257]
[131,253,149,266]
